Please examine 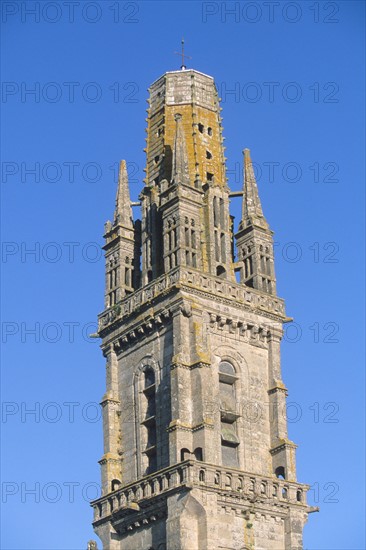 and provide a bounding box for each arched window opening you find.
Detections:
[275,466,286,479]
[297,489,302,502]
[219,361,237,411]
[111,479,121,492]
[219,361,236,377]
[180,448,191,461]
[144,368,155,388]
[142,366,157,475]
[198,123,204,133]
[207,127,213,136]
[194,447,203,461]
[225,475,232,488]
[216,265,226,278]
[282,487,288,499]
[199,469,205,482]
[219,361,239,467]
